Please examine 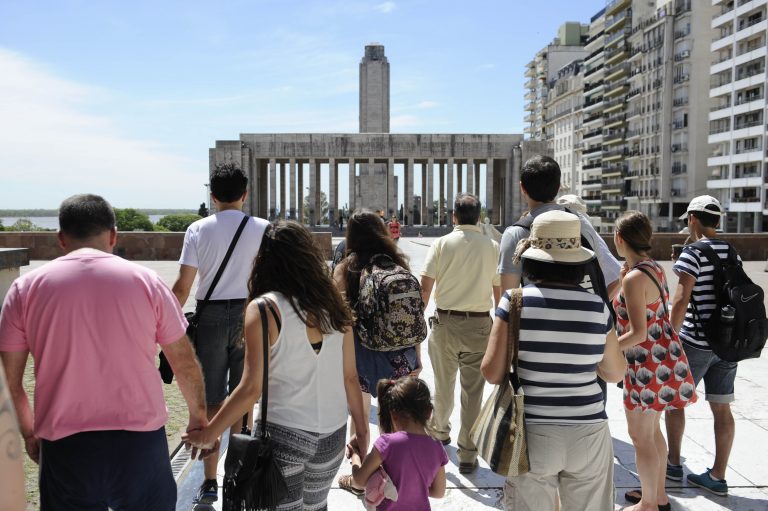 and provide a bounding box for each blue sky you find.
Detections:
[0,0,604,210]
